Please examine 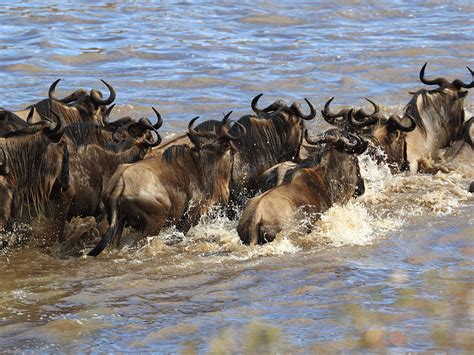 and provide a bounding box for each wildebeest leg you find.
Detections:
[140,208,170,239]
[48,193,72,244]
[417,158,449,174]
[126,201,171,248]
